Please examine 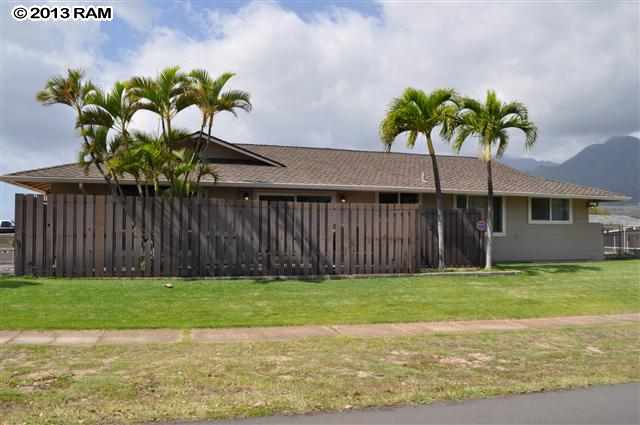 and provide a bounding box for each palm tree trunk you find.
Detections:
[485,158,494,270]
[426,134,445,270]
[160,119,167,141]
[166,116,172,143]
